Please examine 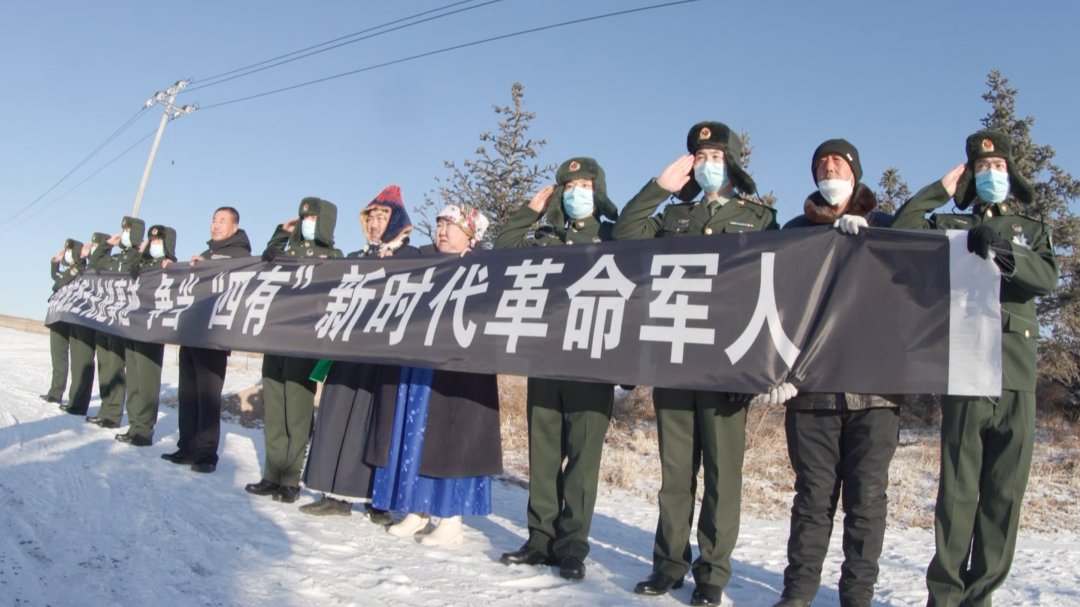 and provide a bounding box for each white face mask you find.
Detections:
[149,242,166,259]
[63,250,74,265]
[120,230,132,248]
[817,178,854,206]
